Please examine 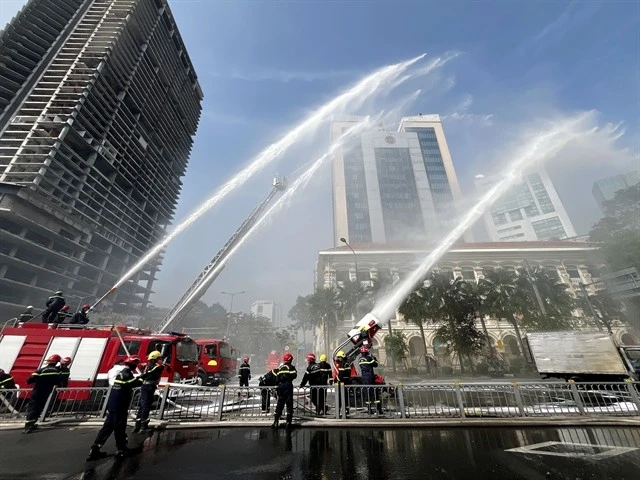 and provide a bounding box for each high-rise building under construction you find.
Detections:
[0,0,203,317]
